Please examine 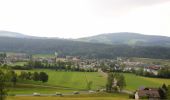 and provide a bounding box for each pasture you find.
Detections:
[16,69,106,90]
[131,57,170,65]
[9,70,106,94]
[124,73,170,91]
[9,69,170,94]
[32,54,55,58]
